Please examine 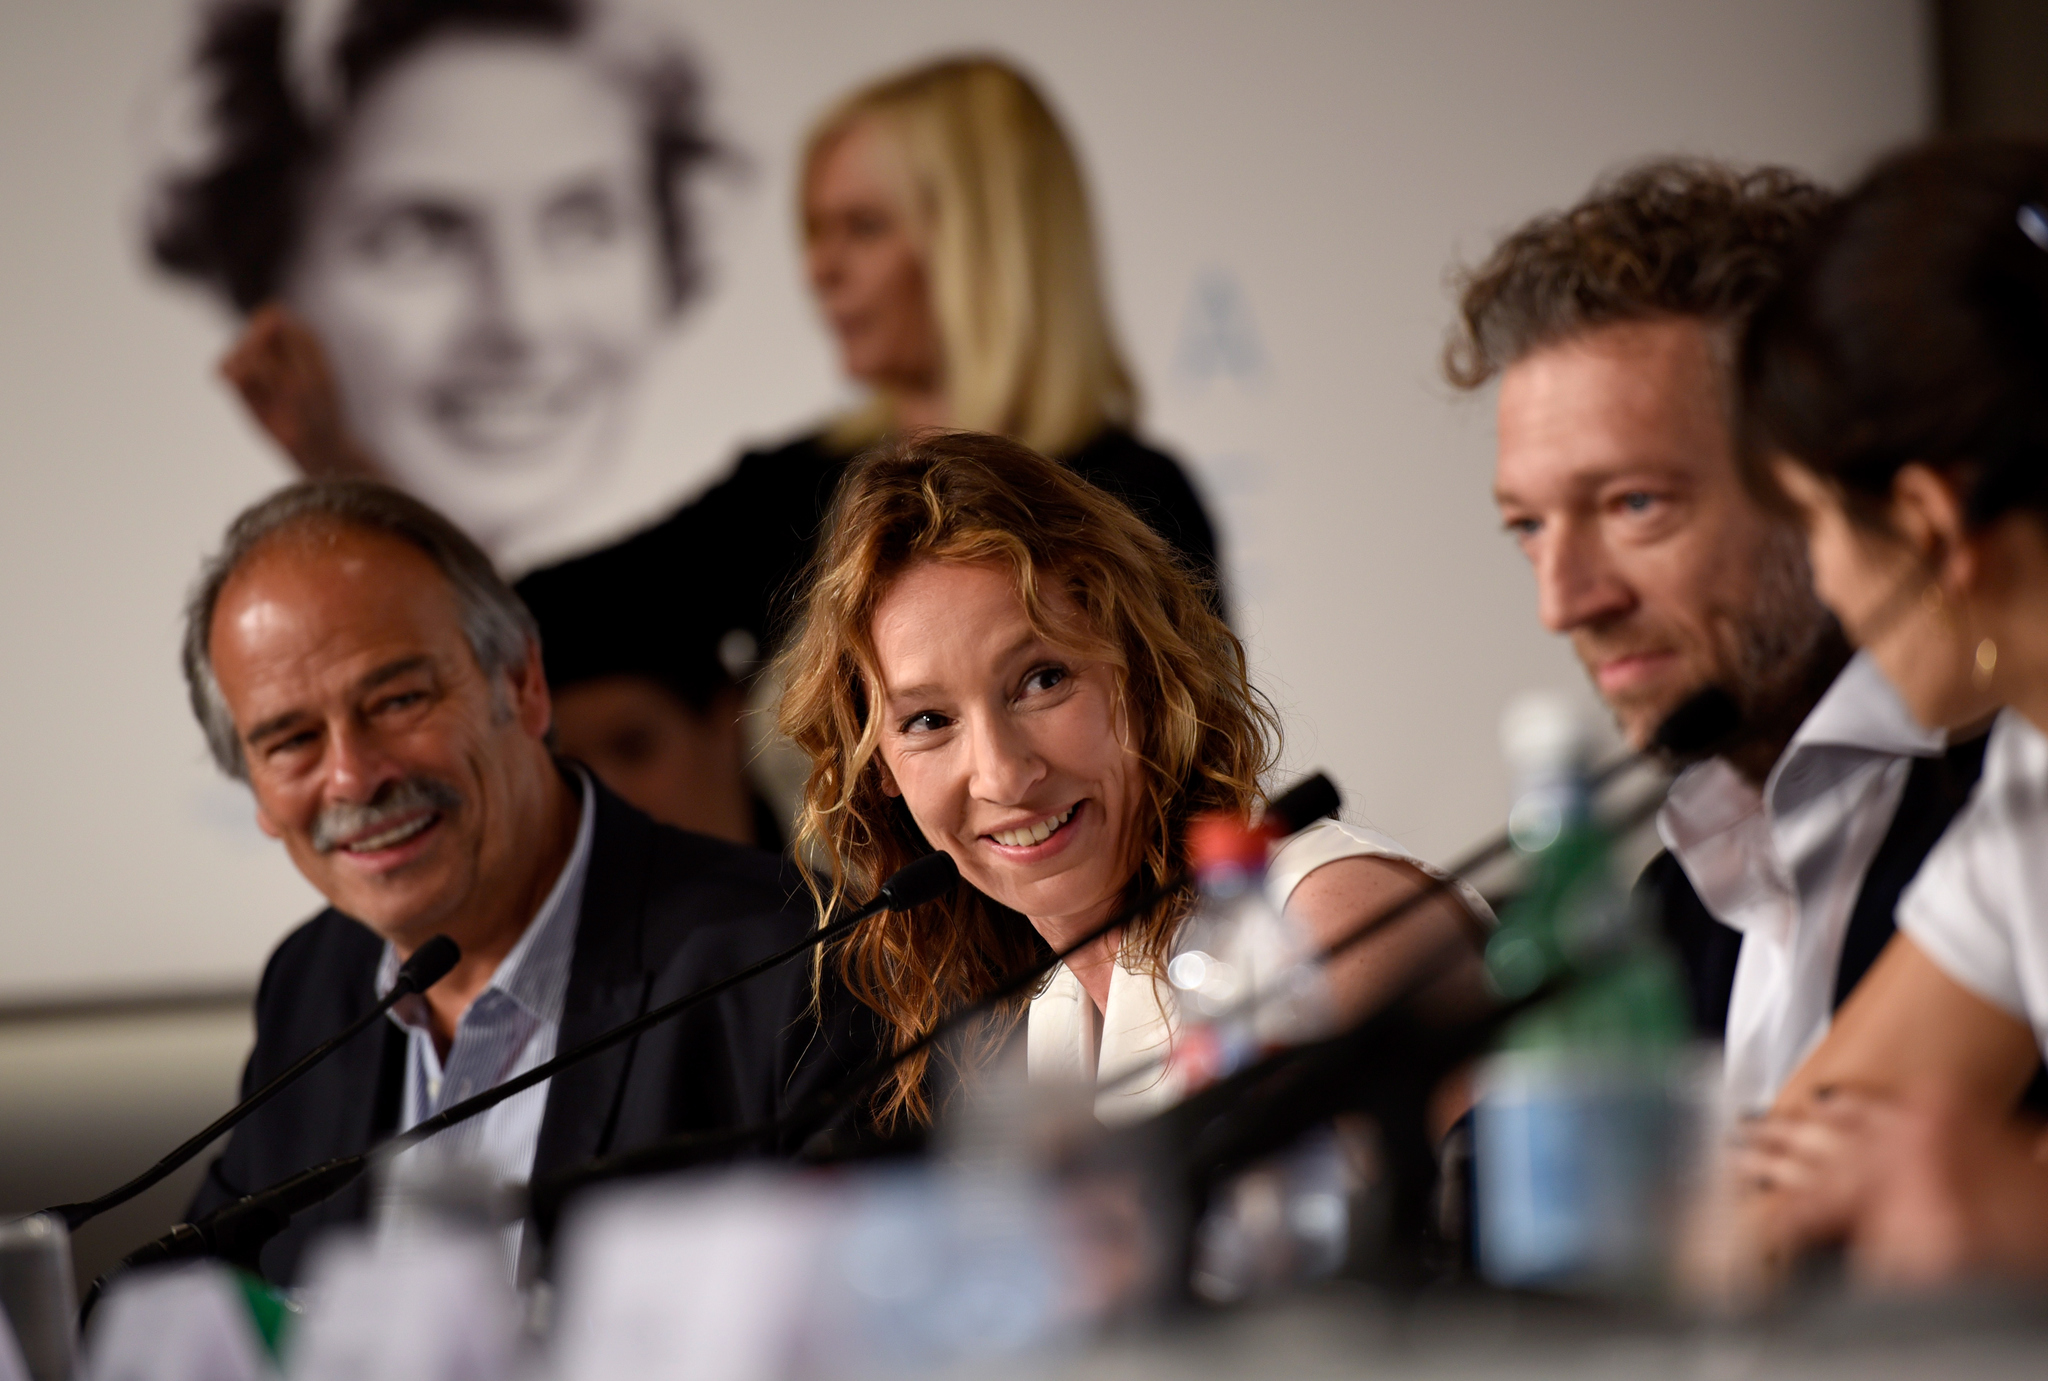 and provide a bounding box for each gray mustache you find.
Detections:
[311,777,464,854]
